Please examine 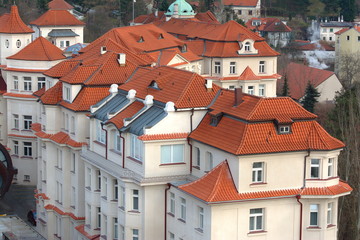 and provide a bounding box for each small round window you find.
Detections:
[5,39,9,48]
[16,39,21,48]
